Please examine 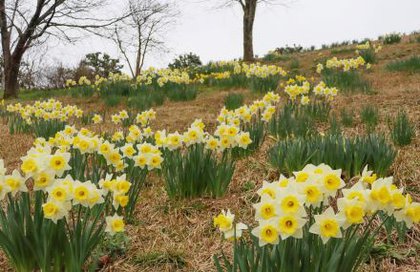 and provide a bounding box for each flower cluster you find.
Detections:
[217,92,280,126]
[154,119,252,153]
[283,76,338,103]
[214,164,419,244]
[135,67,192,87]
[6,99,83,124]
[284,80,311,101]
[312,81,338,100]
[1,147,125,235]
[111,110,130,125]
[355,41,382,53]
[78,76,92,86]
[318,56,366,72]
[234,62,287,78]
[50,126,164,172]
